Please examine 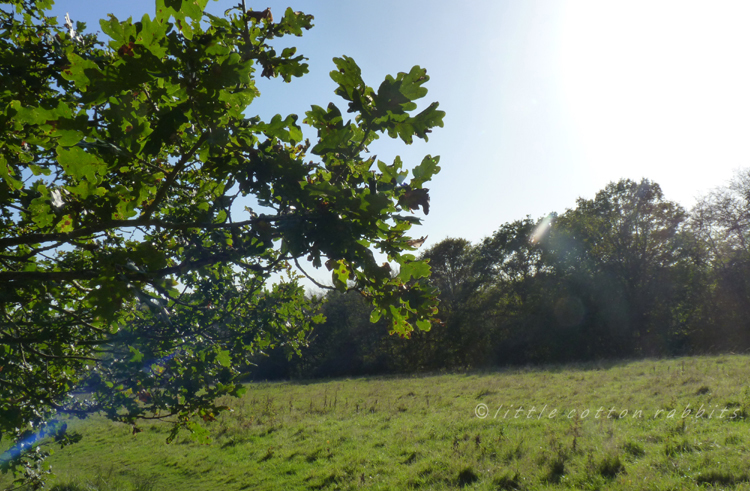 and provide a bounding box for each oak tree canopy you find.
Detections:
[0,0,443,482]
